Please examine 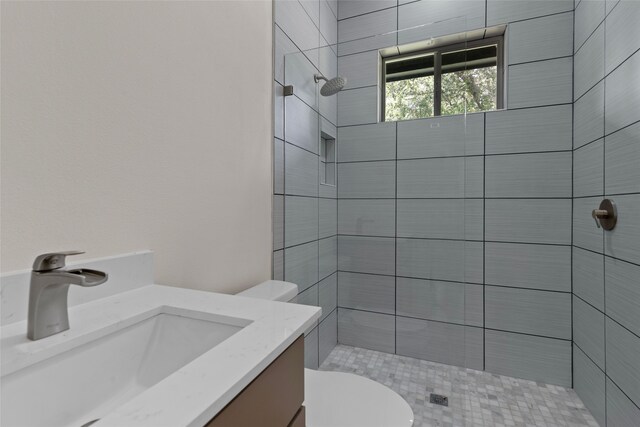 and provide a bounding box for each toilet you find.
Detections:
[238,280,414,427]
